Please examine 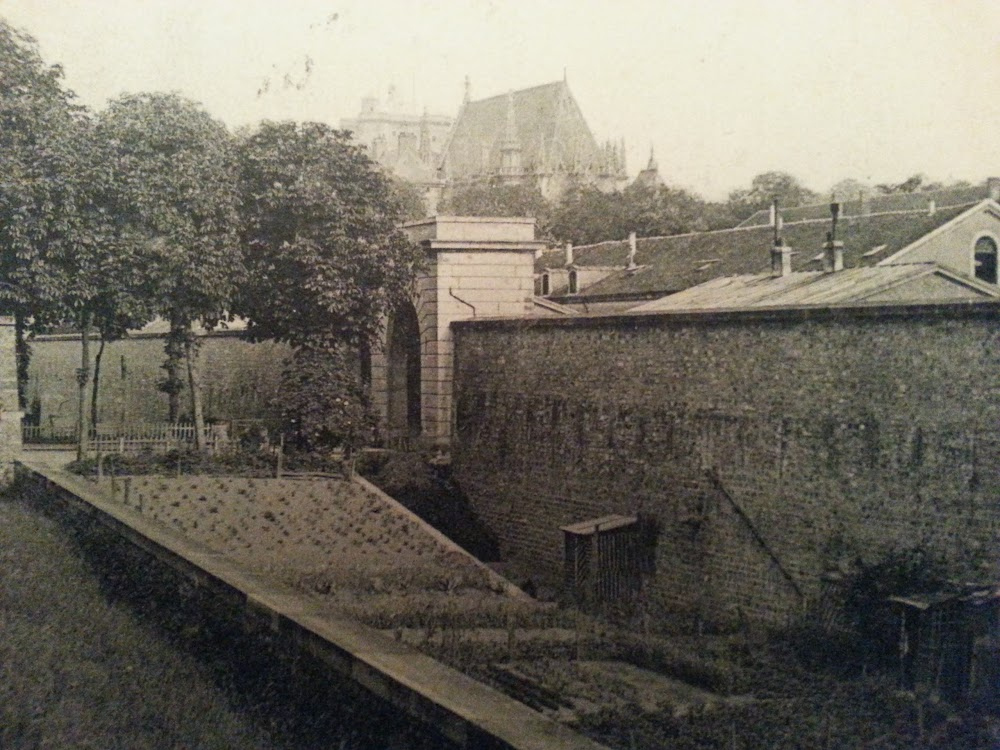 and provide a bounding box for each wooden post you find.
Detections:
[76,312,92,462]
[276,433,284,478]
